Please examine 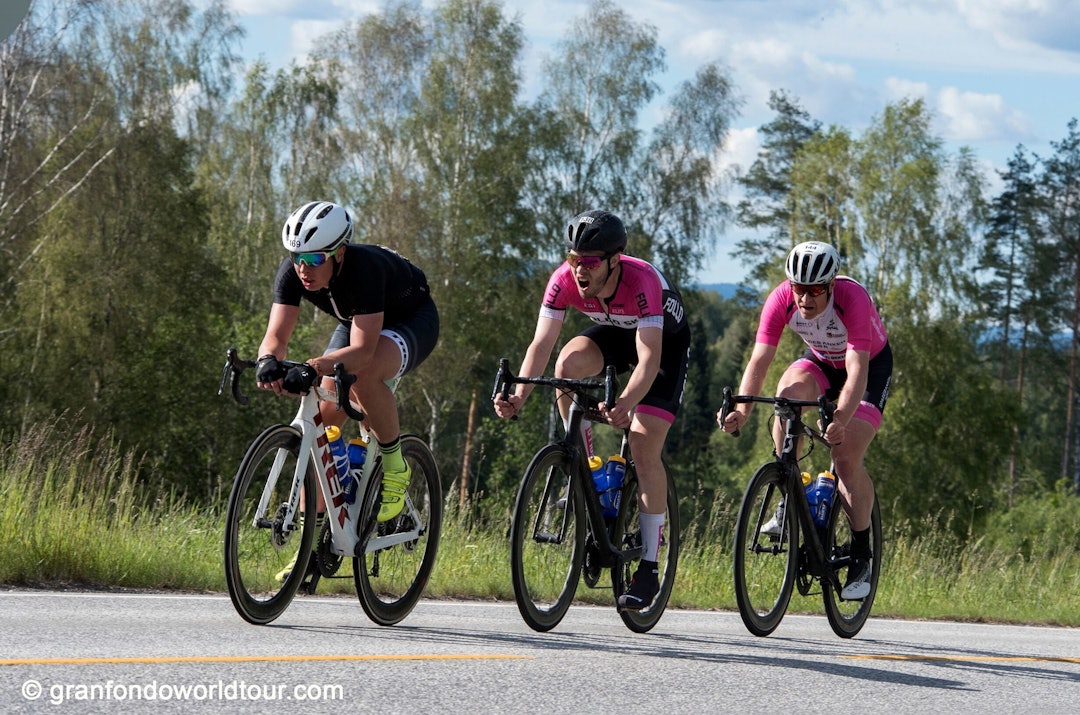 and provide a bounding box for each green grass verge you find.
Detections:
[2,428,1078,626]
